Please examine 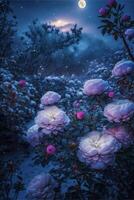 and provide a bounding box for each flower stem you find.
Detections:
[121,35,134,61]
